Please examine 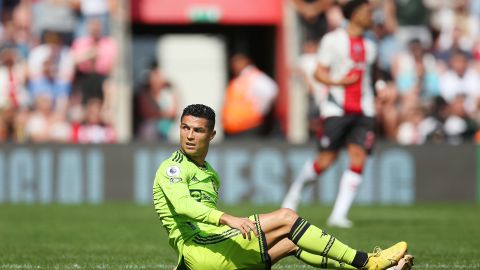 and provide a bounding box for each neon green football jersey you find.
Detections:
[152,150,224,257]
